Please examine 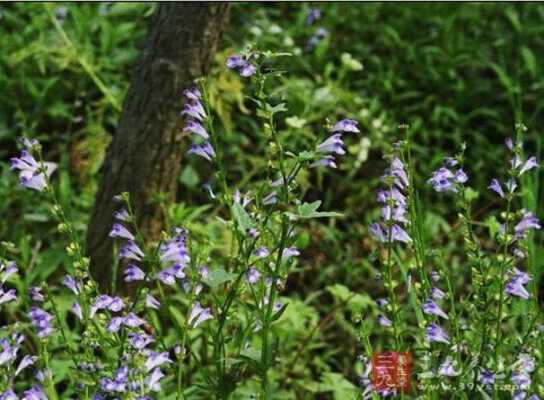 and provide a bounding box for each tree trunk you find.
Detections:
[87,2,230,288]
